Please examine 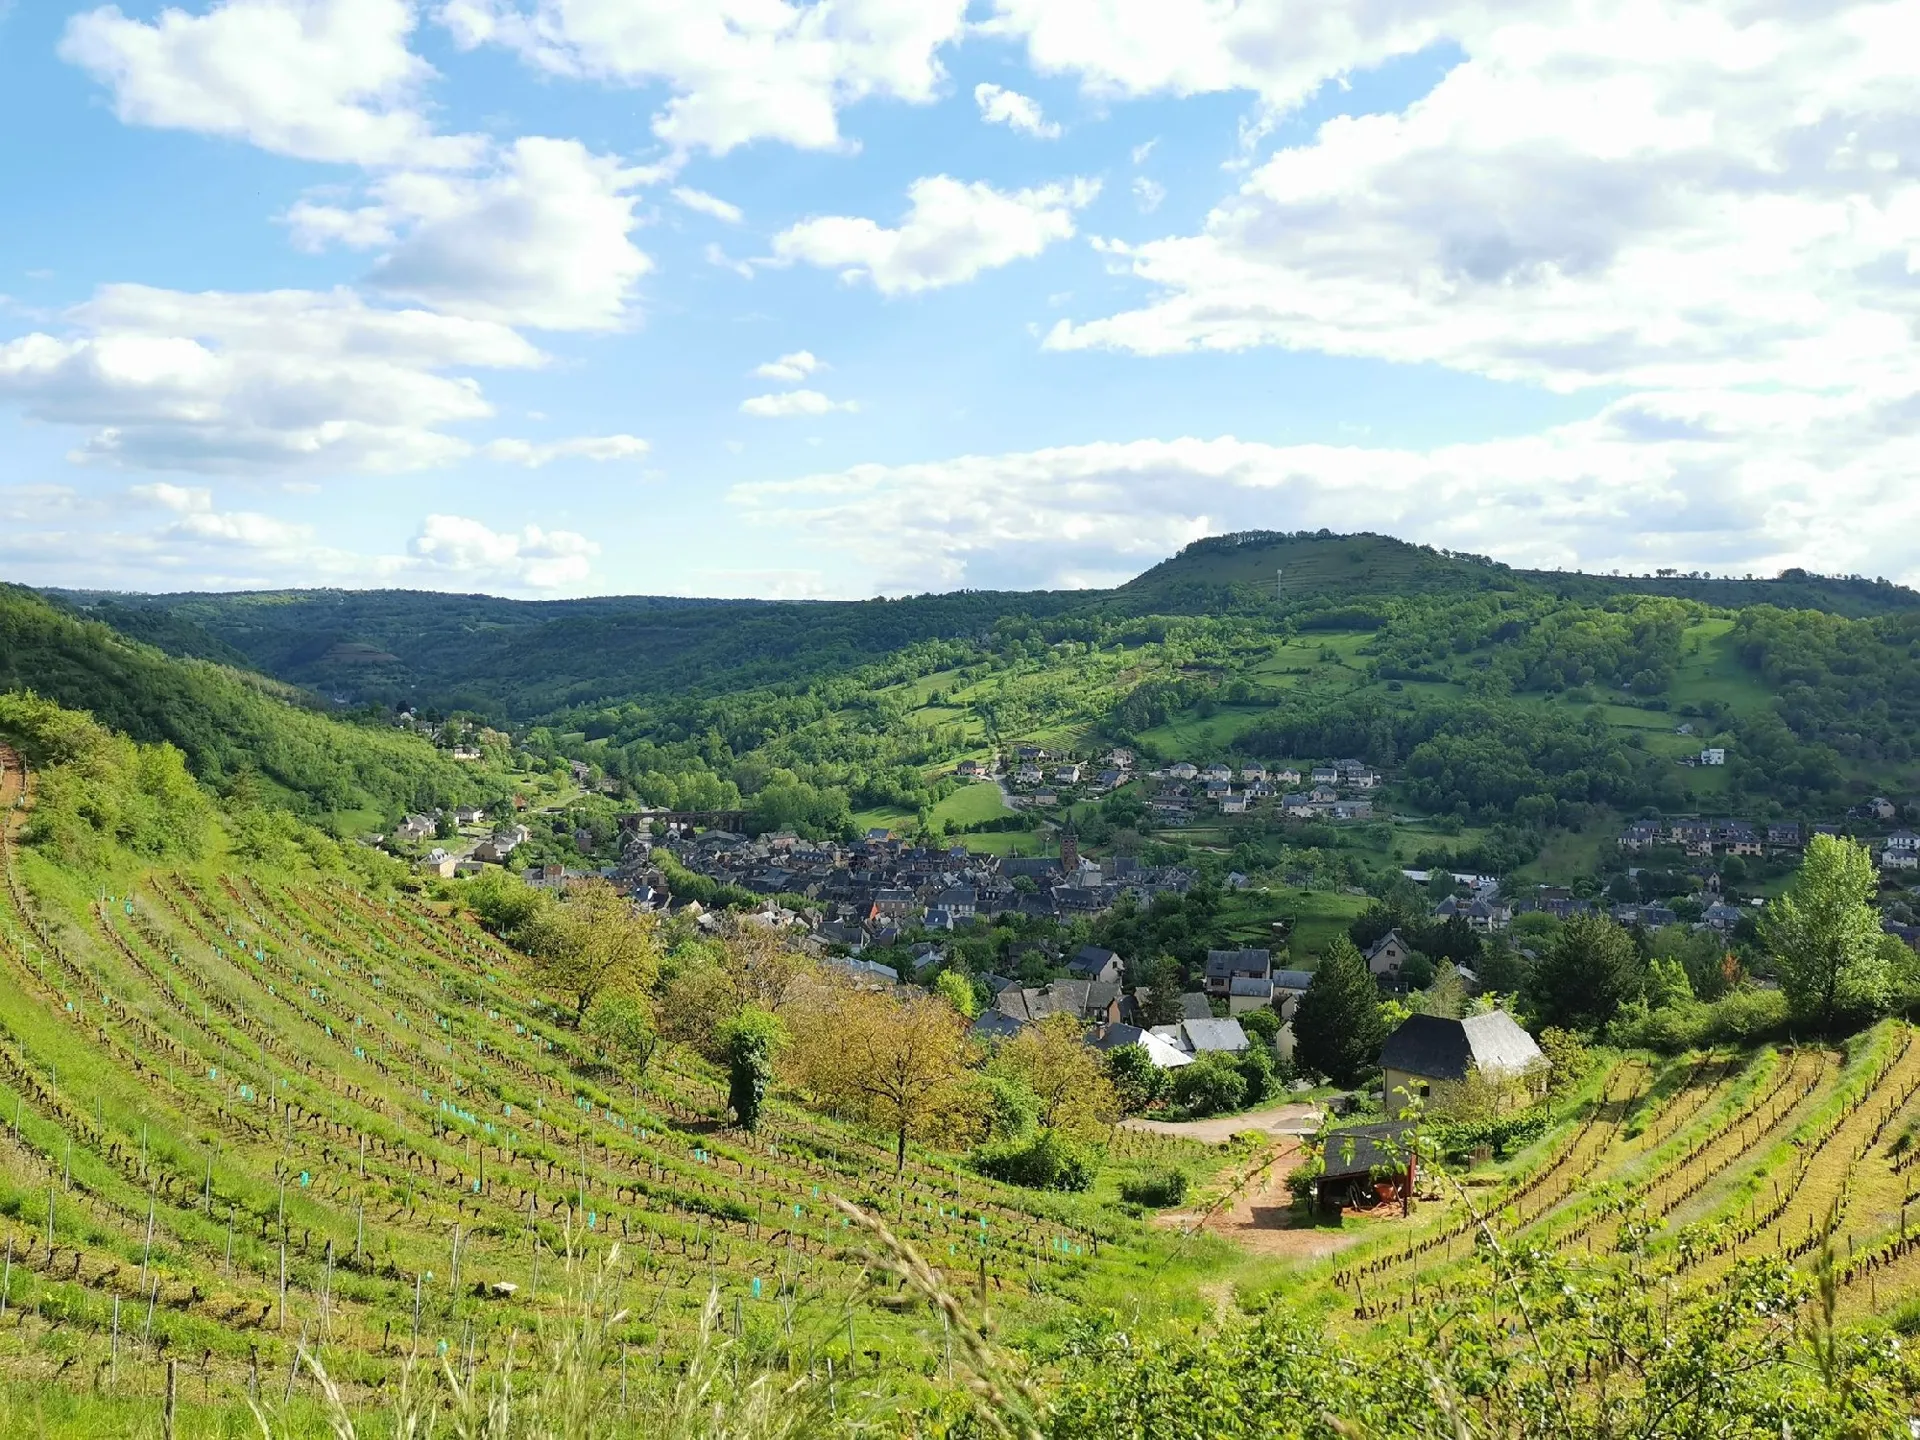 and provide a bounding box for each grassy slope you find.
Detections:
[0,744,1218,1425]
